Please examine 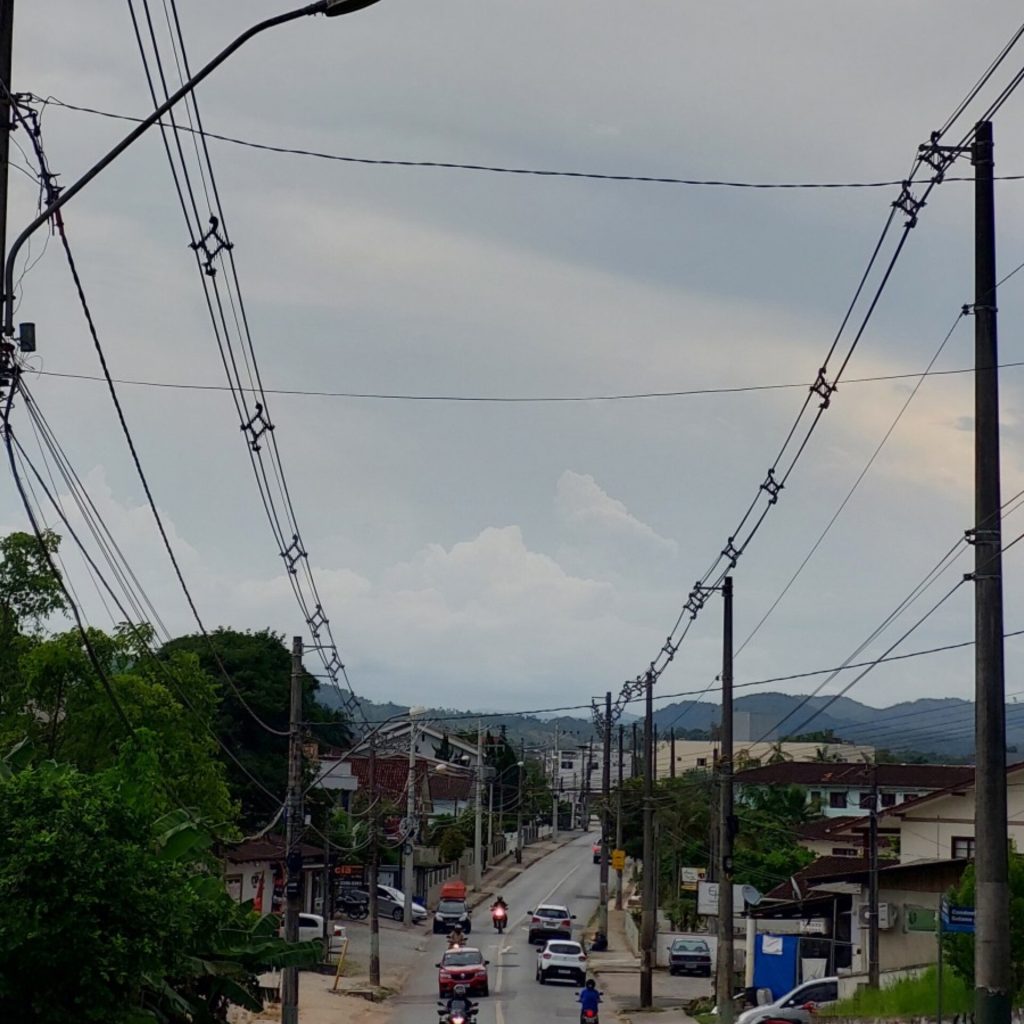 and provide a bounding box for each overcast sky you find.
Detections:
[6,1,1024,723]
